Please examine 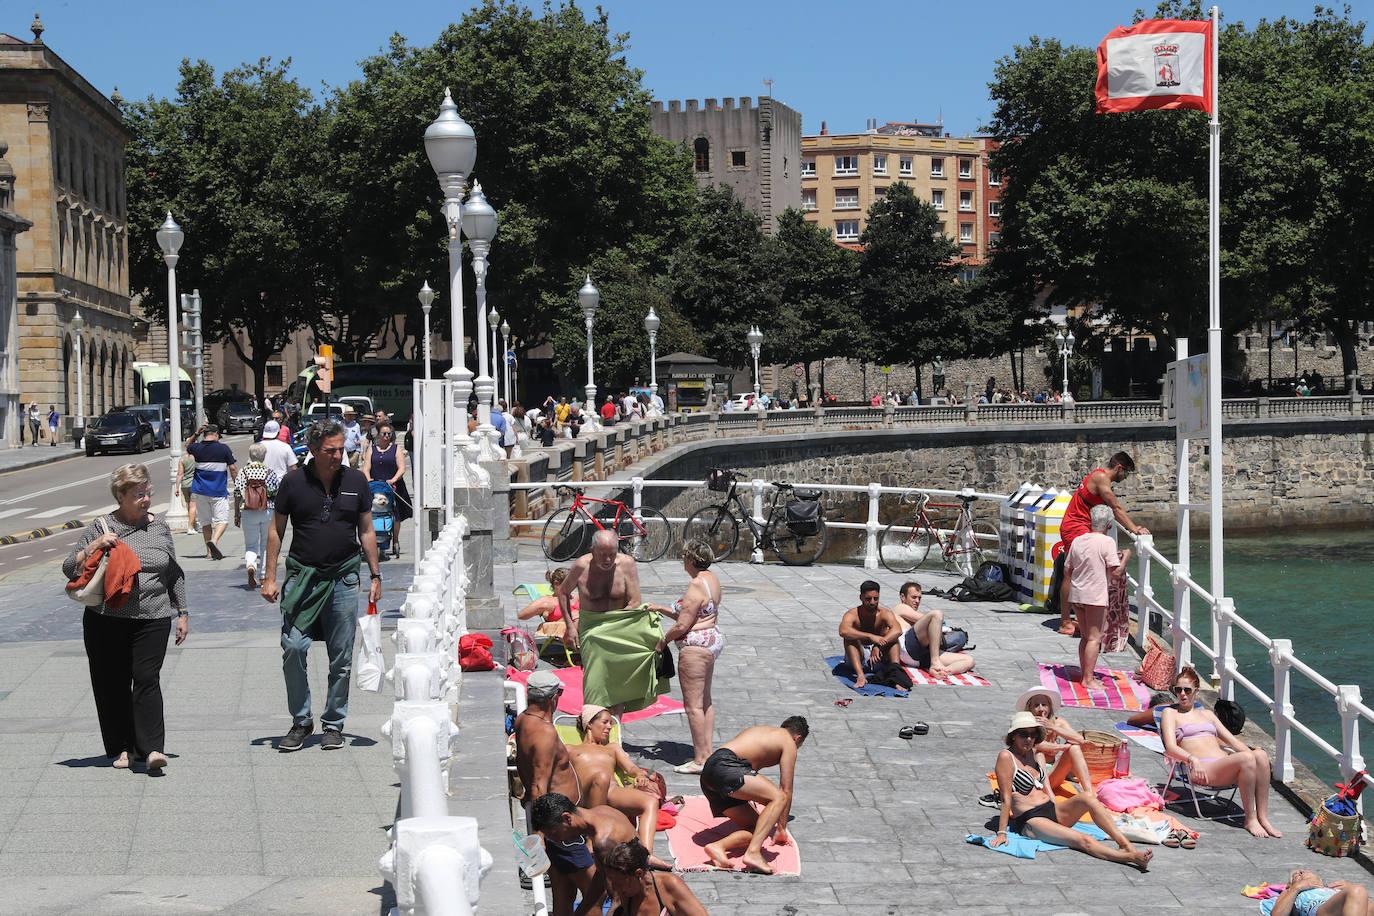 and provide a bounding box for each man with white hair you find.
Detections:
[258,420,298,481]
[1063,503,1132,691]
